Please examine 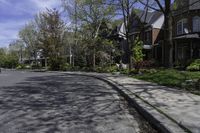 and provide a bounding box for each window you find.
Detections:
[177,19,188,35]
[193,16,200,32]
[146,32,151,42]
